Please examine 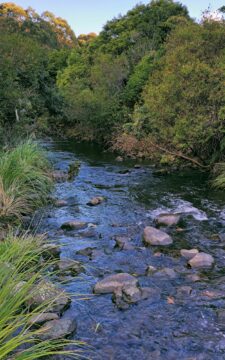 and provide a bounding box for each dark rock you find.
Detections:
[122,285,142,303]
[76,247,96,257]
[42,244,60,259]
[57,258,84,276]
[51,171,68,183]
[114,236,134,250]
[143,226,173,246]
[118,169,130,174]
[38,318,76,340]
[68,161,80,180]
[61,220,87,230]
[176,286,192,297]
[146,265,157,275]
[29,312,59,326]
[78,228,96,238]
[27,280,71,314]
